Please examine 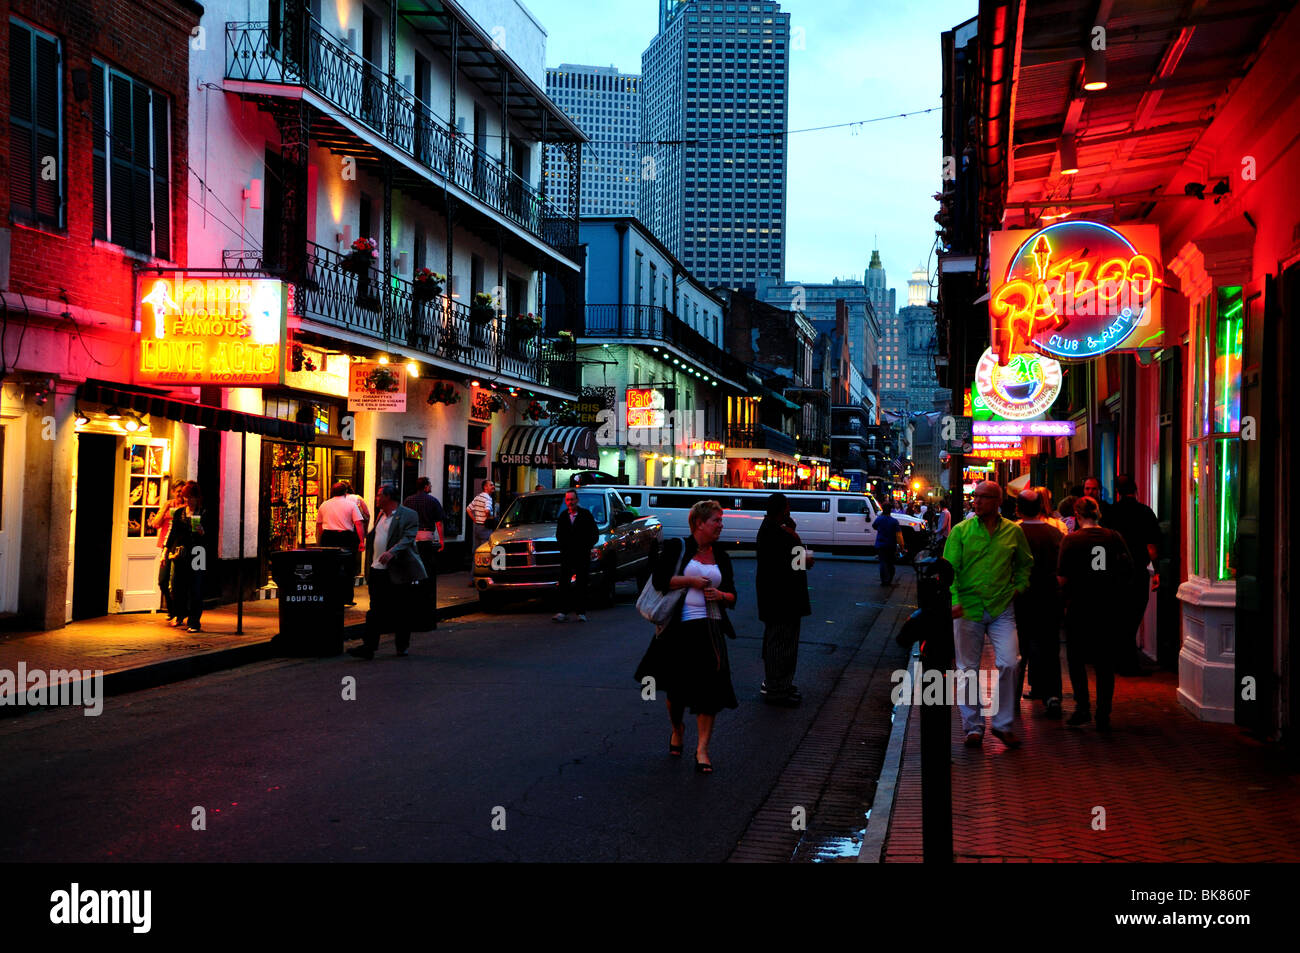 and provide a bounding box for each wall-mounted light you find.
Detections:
[341,28,357,52]
[1058,136,1079,175]
[406,361,419,377]
[1083,48,1107,91]
[378,355,389,365]
[243,178,263,210]
[75,406,89,426]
